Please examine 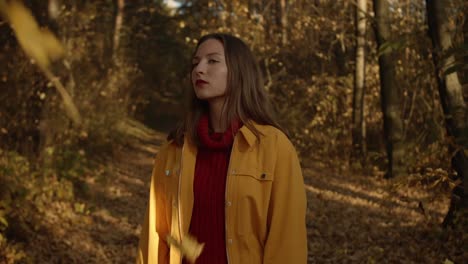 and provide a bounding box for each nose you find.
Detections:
[194,60,206,75]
